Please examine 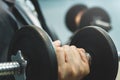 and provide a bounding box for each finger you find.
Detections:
[53,40,61,47]
[55,47,65,66]
[70,45,84,68]
[78,48,89,63]
[63,45,72,62]
[70,45,79,58]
